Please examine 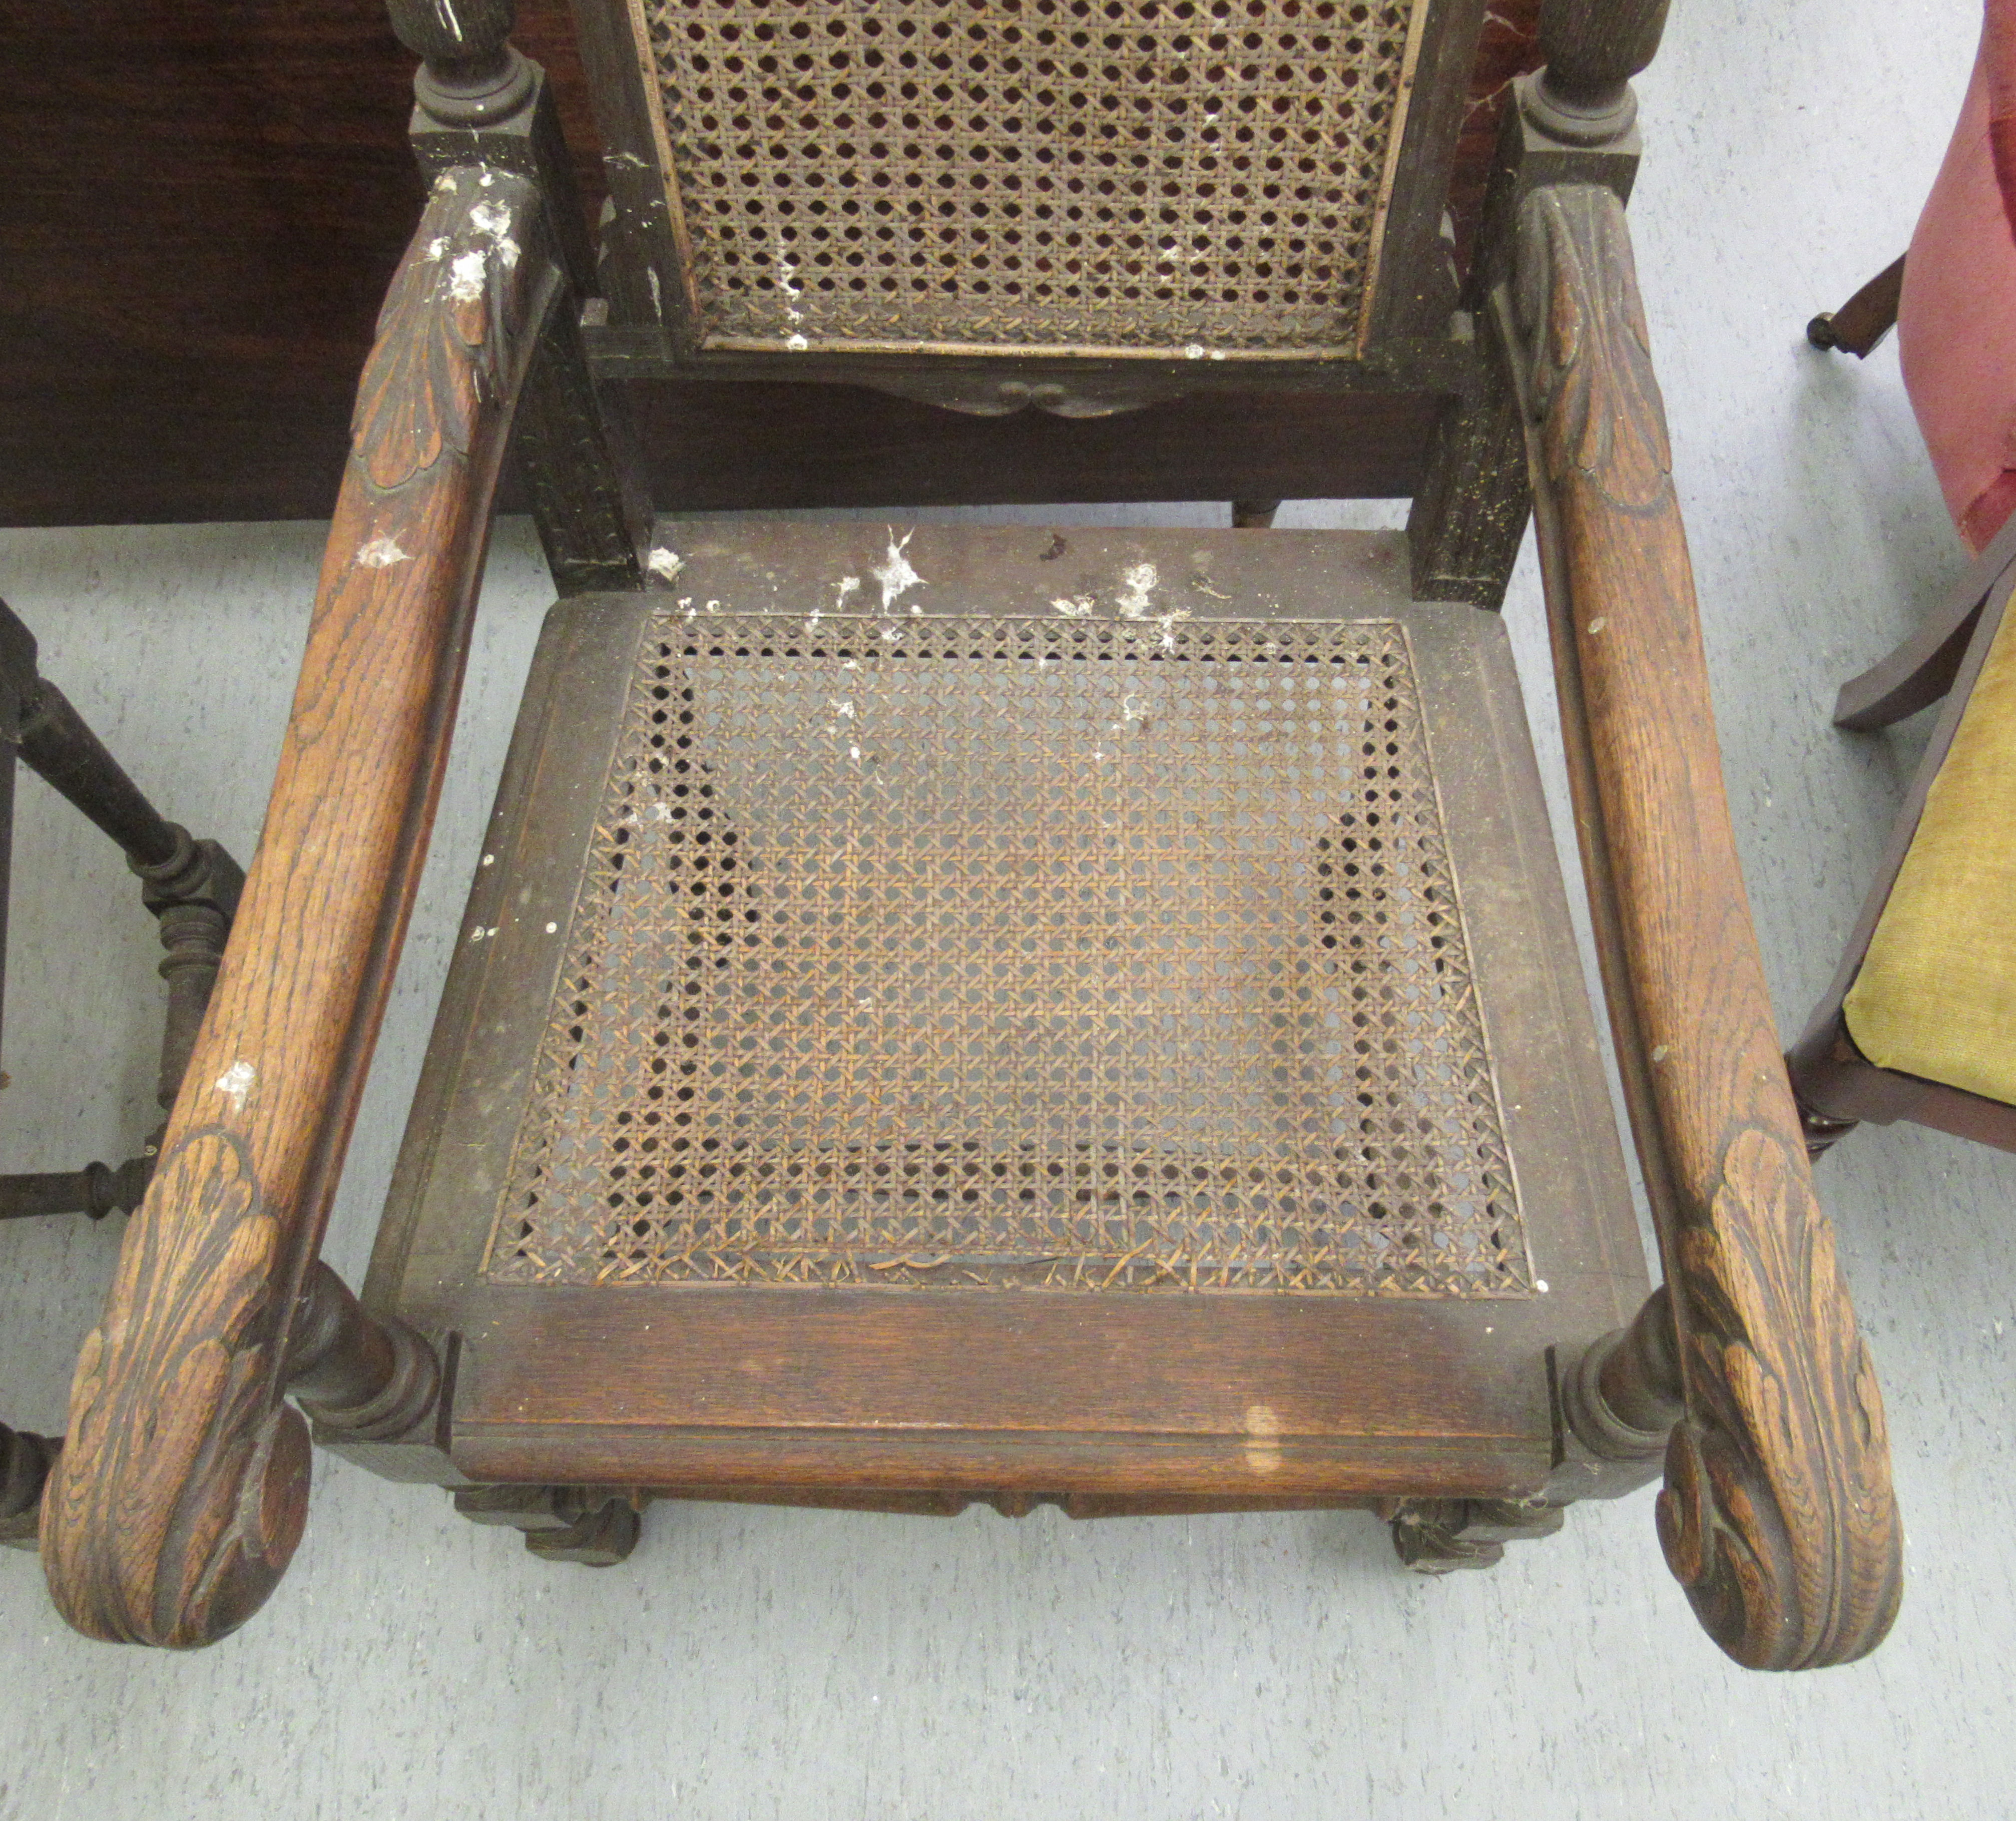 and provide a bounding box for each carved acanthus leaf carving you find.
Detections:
[354,169,549,492]
[46,1130,310,1646]
[1657,1126,1900,1670]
